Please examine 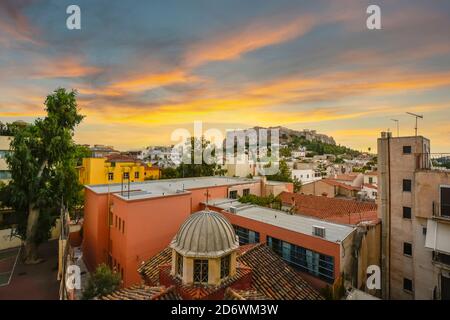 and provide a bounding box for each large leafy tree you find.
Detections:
[176,136,226,178]
[3,88,84,264]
